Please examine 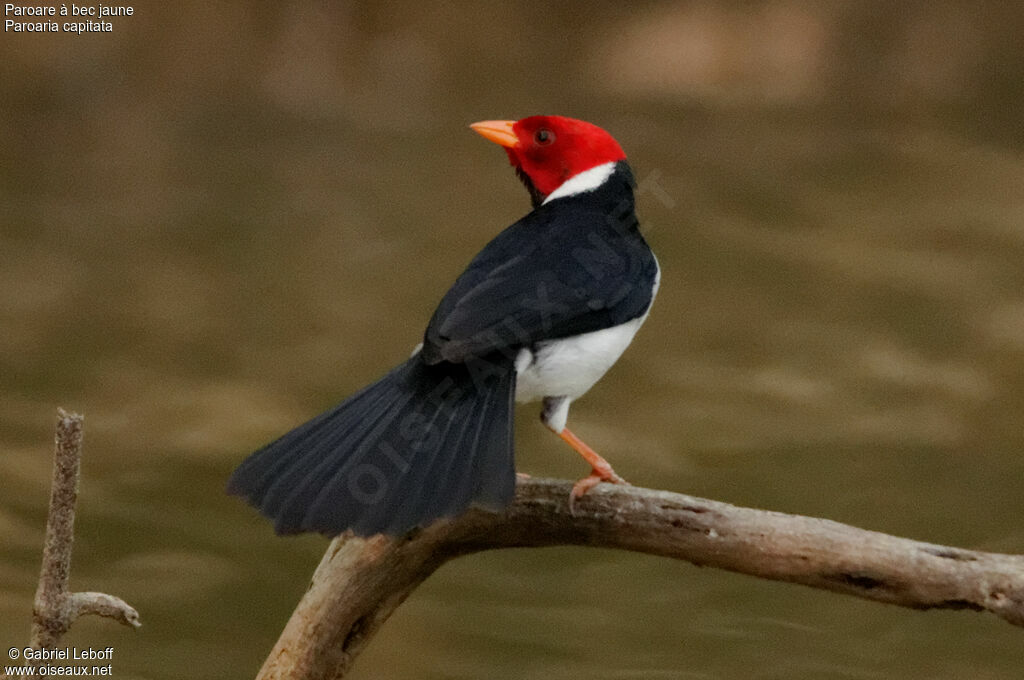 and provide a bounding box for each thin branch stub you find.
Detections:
[26,409,140,660]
